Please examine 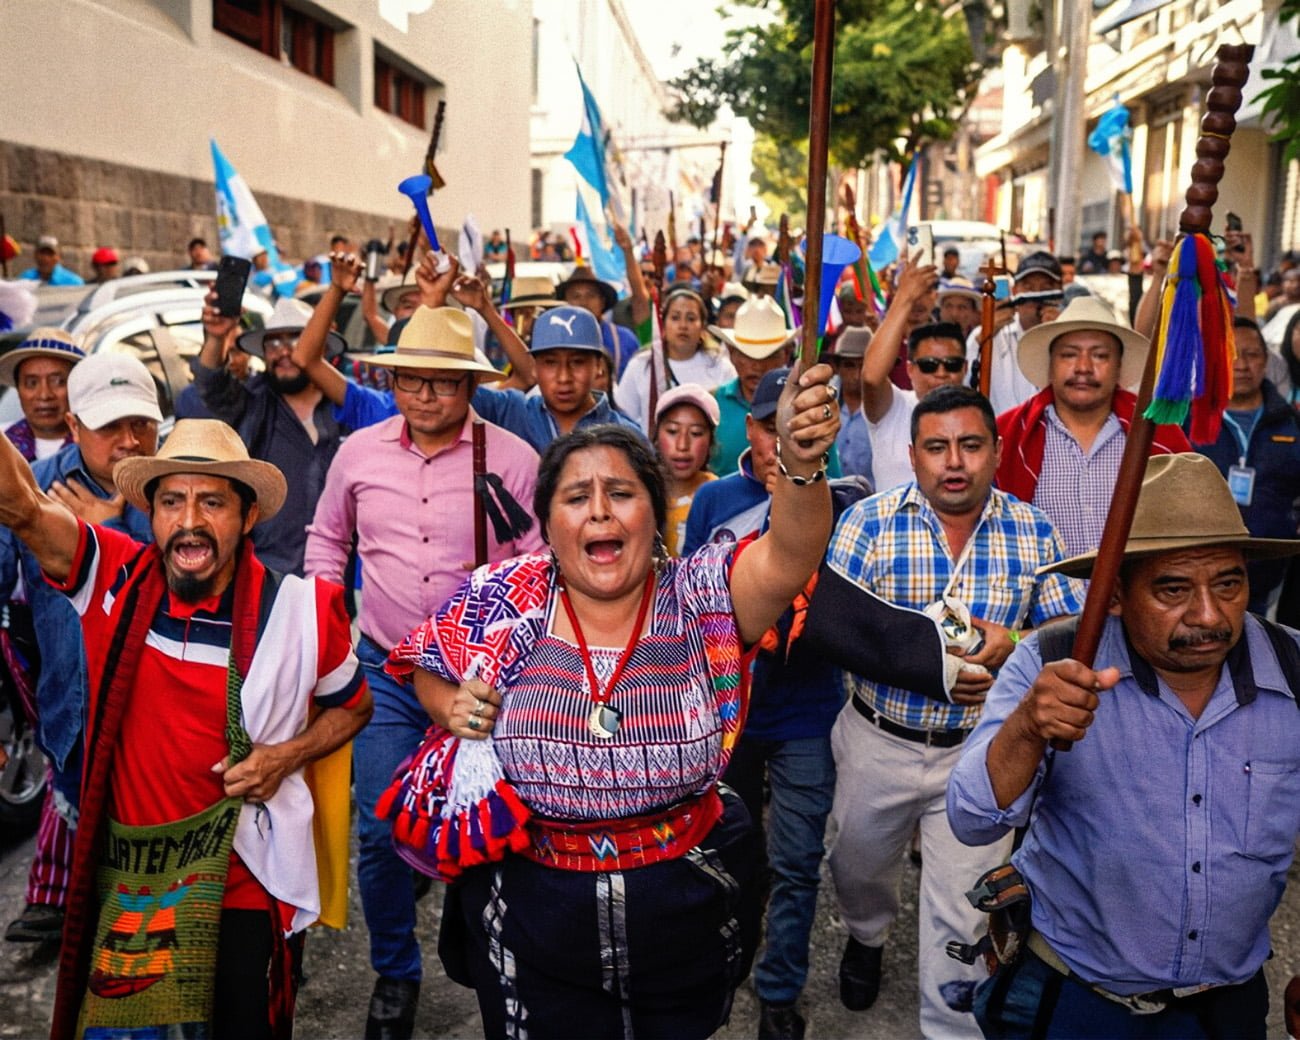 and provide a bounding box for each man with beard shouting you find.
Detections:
[0,417,371,1039]
[195,295,349,574]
